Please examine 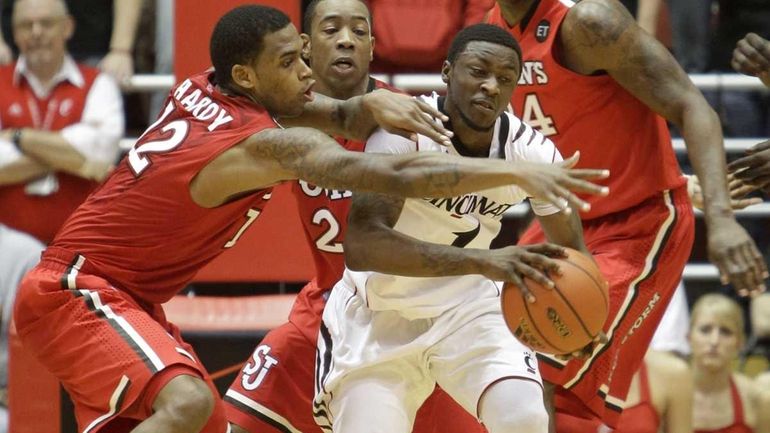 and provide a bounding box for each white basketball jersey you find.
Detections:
[343,93,564,319]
